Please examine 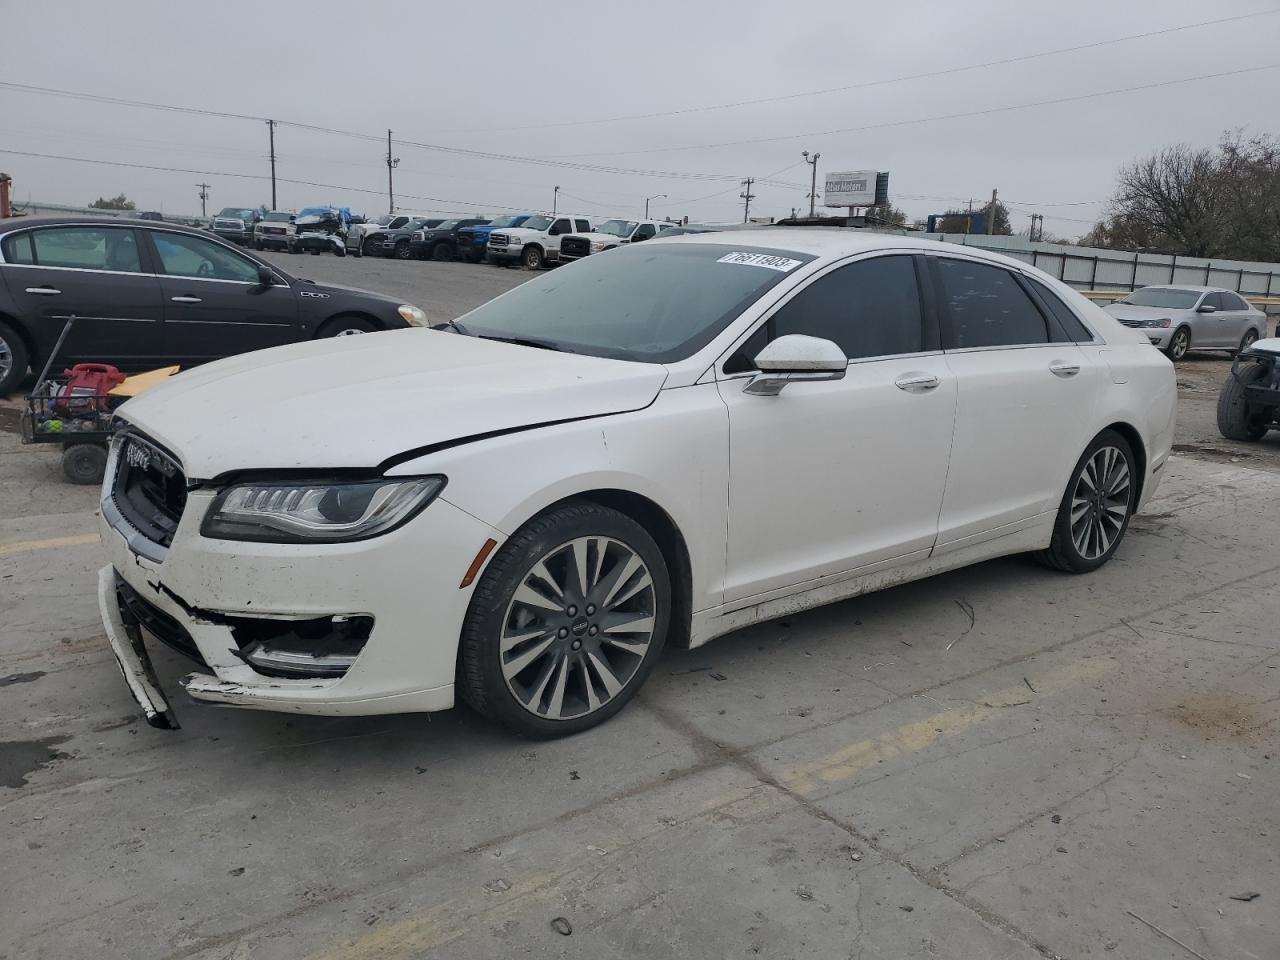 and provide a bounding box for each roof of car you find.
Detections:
[1139,284,1228,293]
[0,216,210,234]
